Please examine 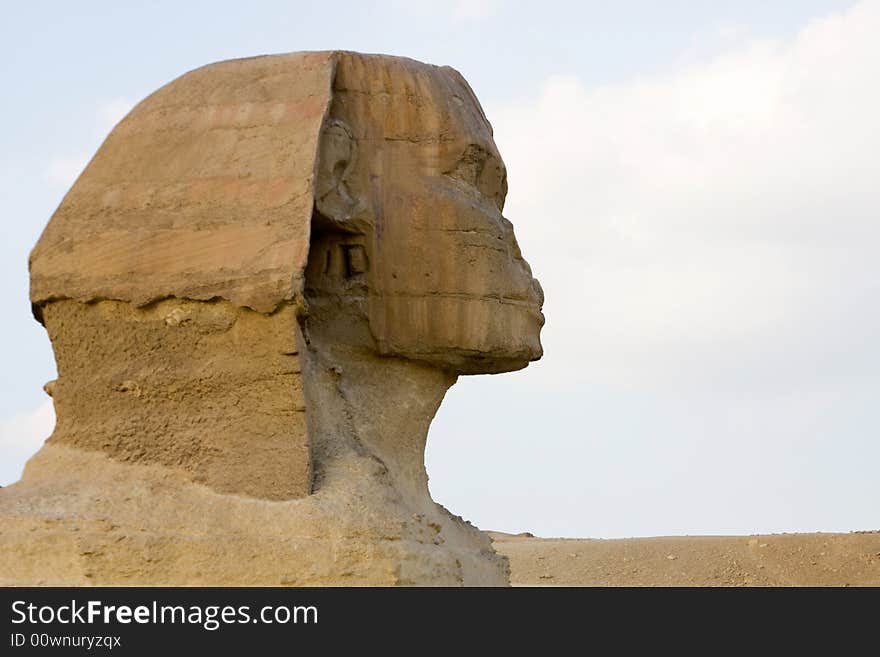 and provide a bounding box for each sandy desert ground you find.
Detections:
[489,530,880,586]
